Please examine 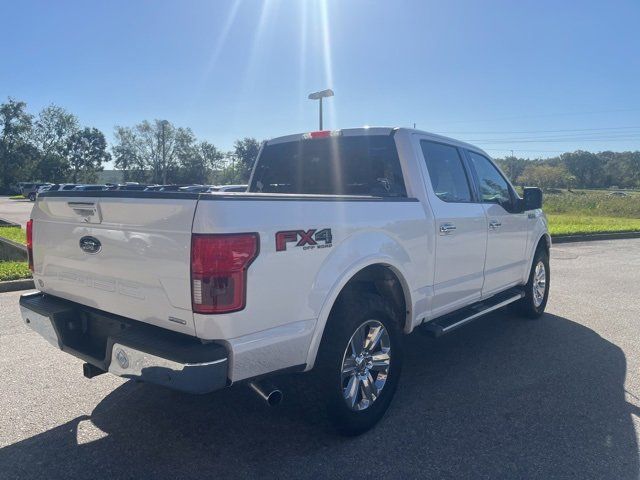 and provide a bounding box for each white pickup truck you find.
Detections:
[21,127,550,435]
